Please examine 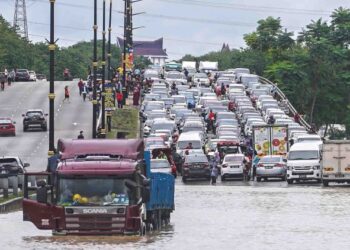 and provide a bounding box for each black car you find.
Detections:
[22,109,48,131]
[182,153,210,182]
[15,69,30,81]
